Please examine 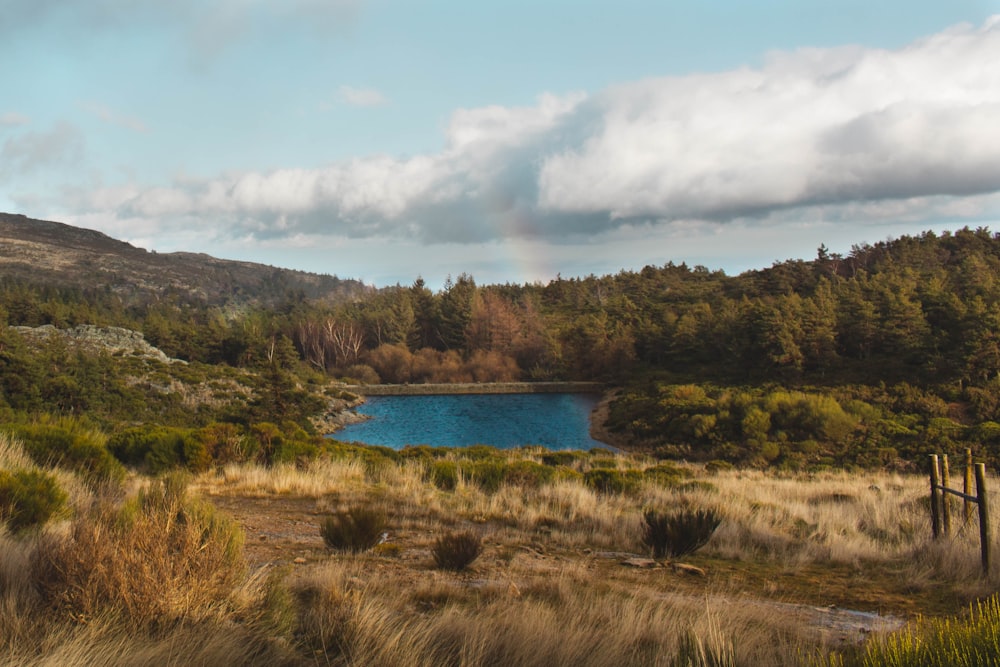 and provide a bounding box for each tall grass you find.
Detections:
[6,439,1000,664]
[290,560,819,666]
[32,474,246,628]
[827,596,1000,667]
